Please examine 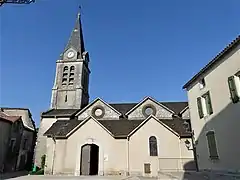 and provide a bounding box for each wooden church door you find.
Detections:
[80,144,91,175]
